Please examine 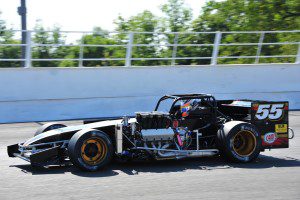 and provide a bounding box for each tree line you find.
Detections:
[0,0,299,67]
